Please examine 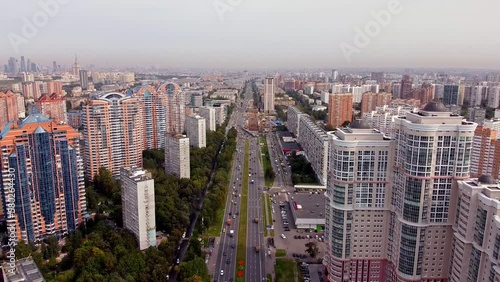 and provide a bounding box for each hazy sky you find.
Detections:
[1,0,499,69]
